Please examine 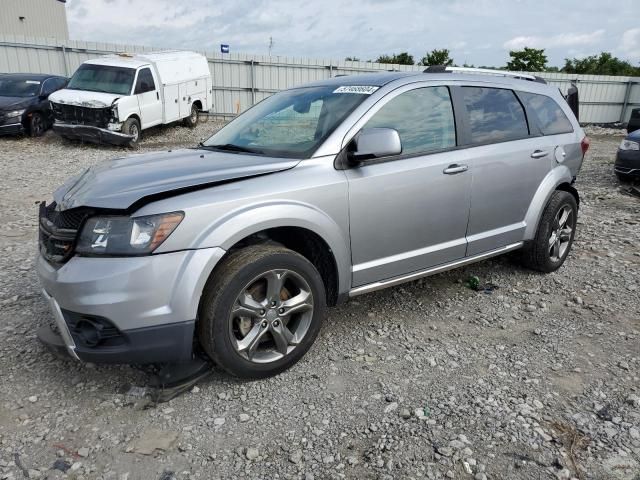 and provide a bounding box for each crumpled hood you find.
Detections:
[53,148,300,211]
[49,89,121,108]
[0,96,33,111]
